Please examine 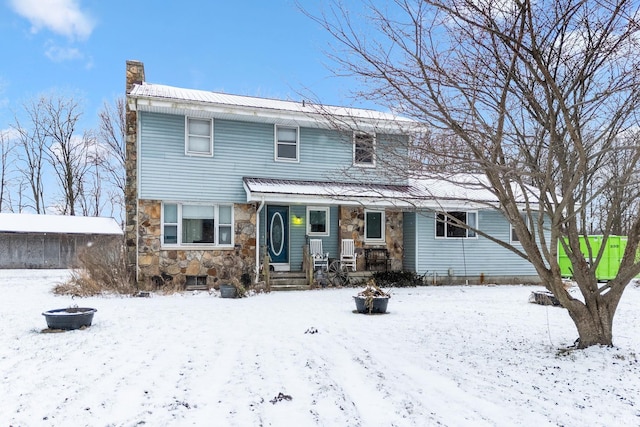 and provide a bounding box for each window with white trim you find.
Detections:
[185,117,213,156]
[307,206,329,236]
[511,212,531,243]
[275,125,299,161]
[365,210,385,242]
[436,211,477,238]
[162,203,233,246]
[353,132,375,167]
